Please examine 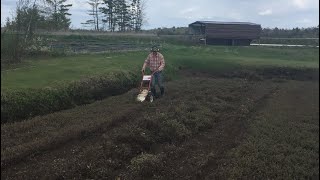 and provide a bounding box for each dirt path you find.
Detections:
[2,74,317,179]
